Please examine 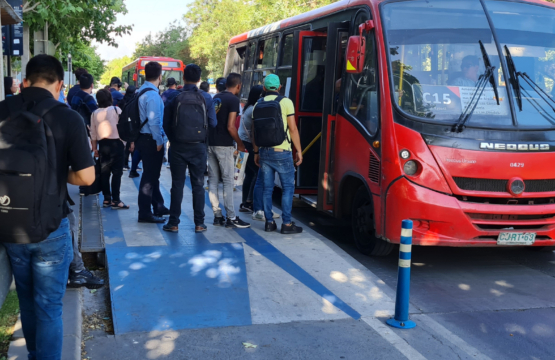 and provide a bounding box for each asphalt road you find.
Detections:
[291,202,555,360]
